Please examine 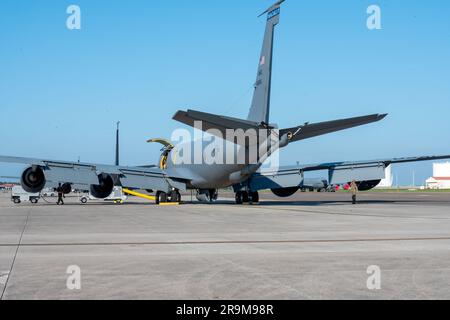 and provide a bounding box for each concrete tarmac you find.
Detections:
[0,191,450,300]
